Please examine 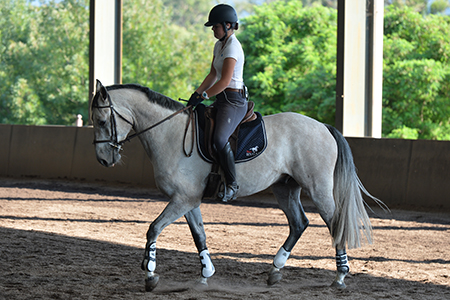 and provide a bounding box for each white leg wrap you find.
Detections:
[145,242,156,272]
[273,247,290,269]
[199,249,215,278]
